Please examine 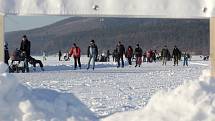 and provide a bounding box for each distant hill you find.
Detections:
[5,17,209,55]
